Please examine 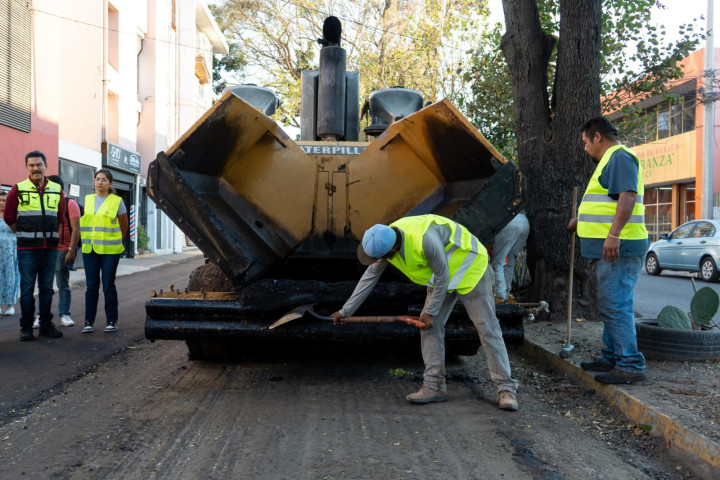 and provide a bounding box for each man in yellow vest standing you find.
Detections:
[568,117,648,384]
[331,214,519,410]
[3,151,66,341]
